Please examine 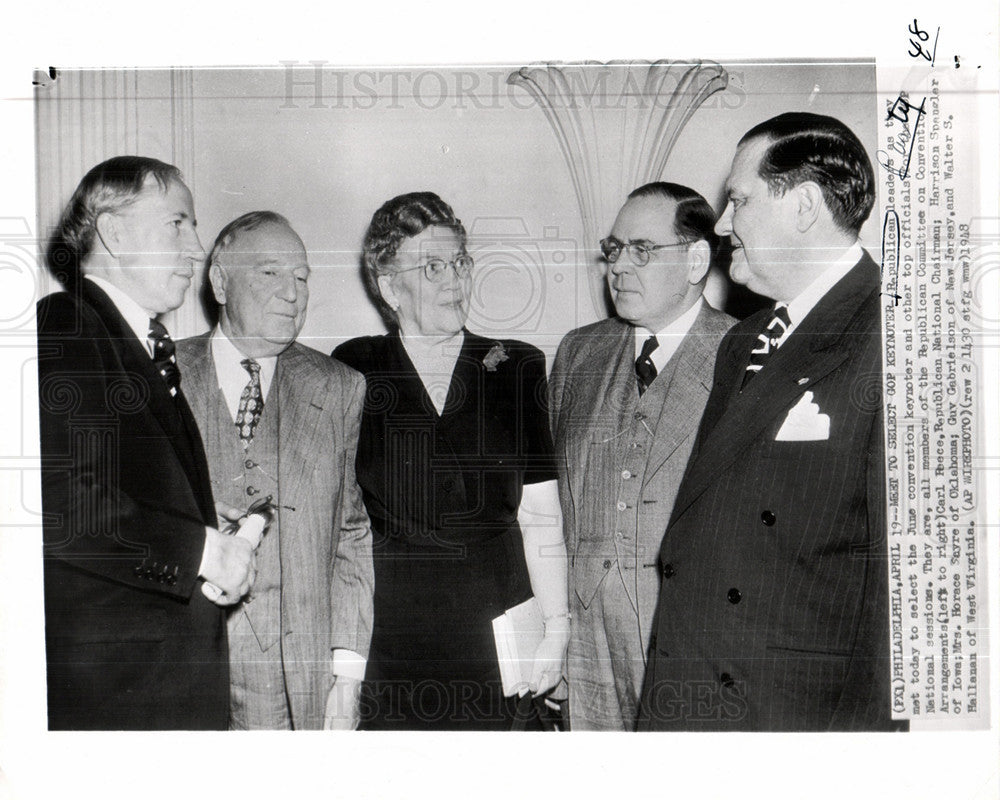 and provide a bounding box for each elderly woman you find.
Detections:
[333,192,568,731]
